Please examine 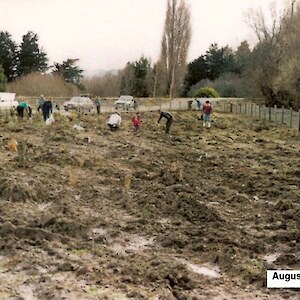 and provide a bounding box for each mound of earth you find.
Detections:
[0,110,299,299]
